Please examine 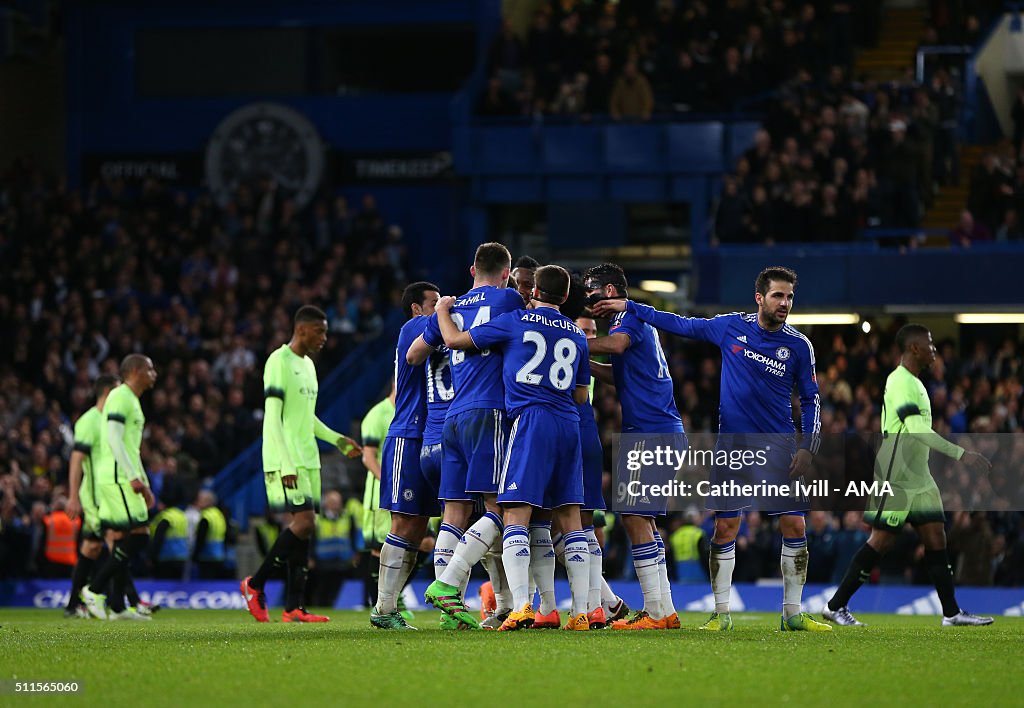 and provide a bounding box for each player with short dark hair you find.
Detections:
[594,265,829,632]
[410,242,523,628]
[511,255,540,305]
[79,356,158,620]
[419,290,462,628]
[754,266,798,299]
[64,373,120,618]
[585,263,684,630]
[371,281,442,630]
[824,324,993,627]
[436,264,593,631]
[550,272,626,627]
[241,305,362,623]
